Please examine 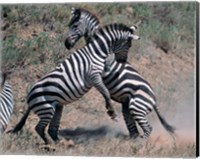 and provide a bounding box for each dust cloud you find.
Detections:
[151,75,196,144]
